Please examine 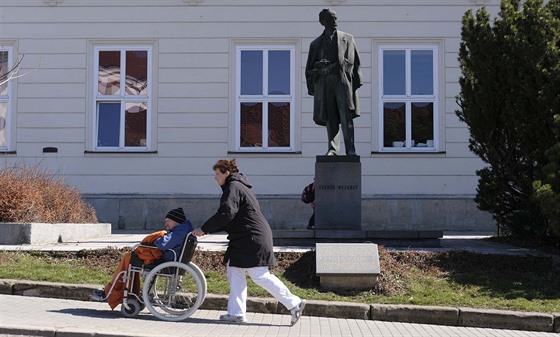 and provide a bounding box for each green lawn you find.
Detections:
[0,250,558,314]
